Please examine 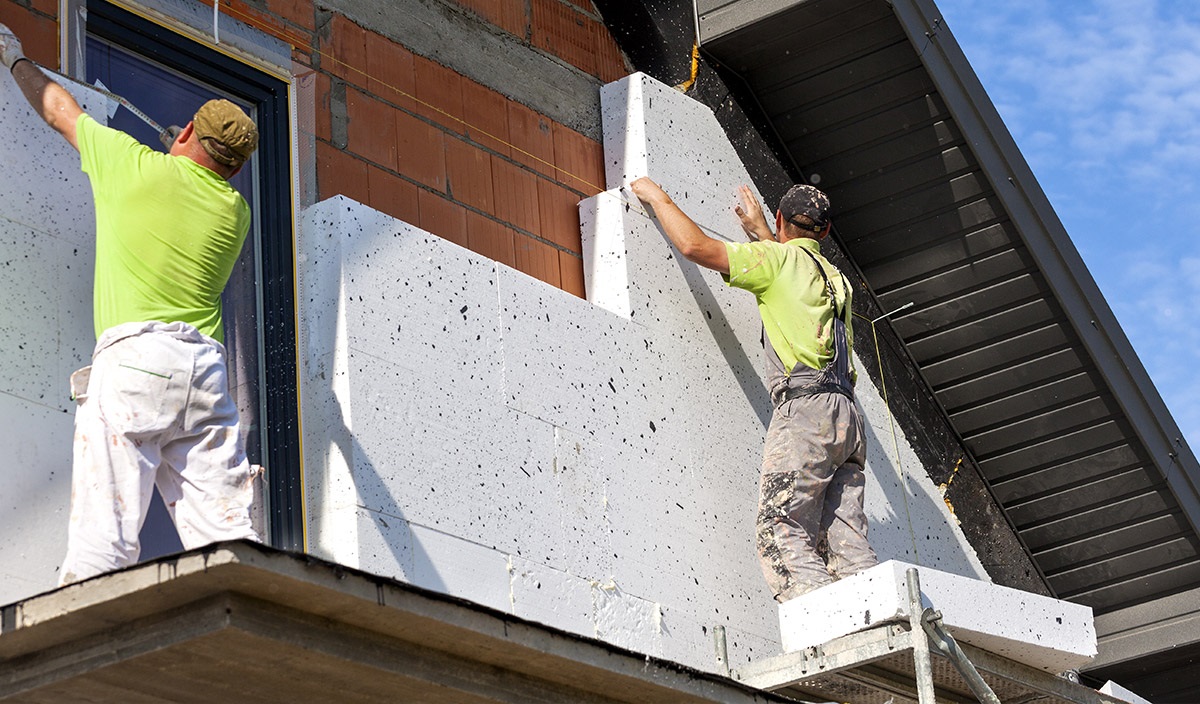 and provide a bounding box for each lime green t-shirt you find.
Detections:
[77,114,251,342]
[724,237,855,377]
